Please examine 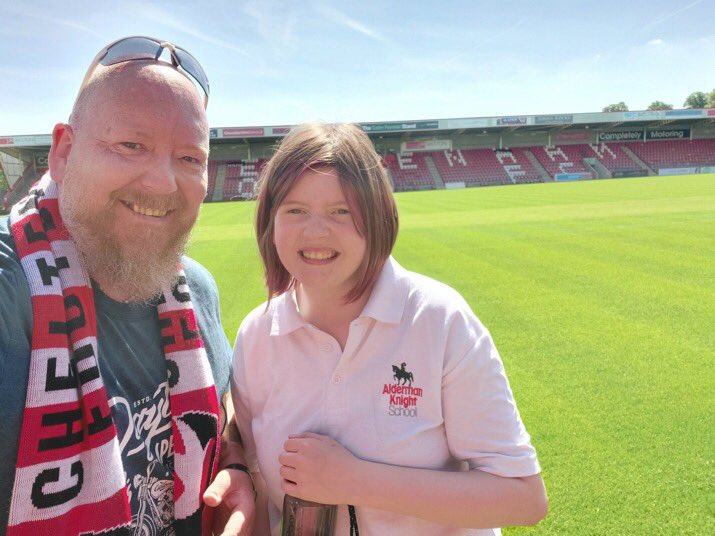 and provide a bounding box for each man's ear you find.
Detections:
[48,123,74,185]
